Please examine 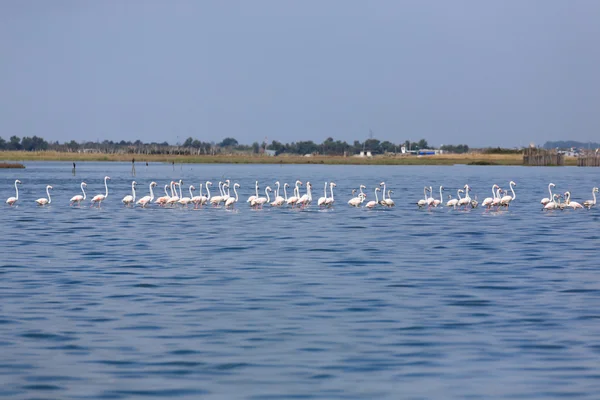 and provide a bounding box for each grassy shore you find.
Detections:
[0,151,577,166]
